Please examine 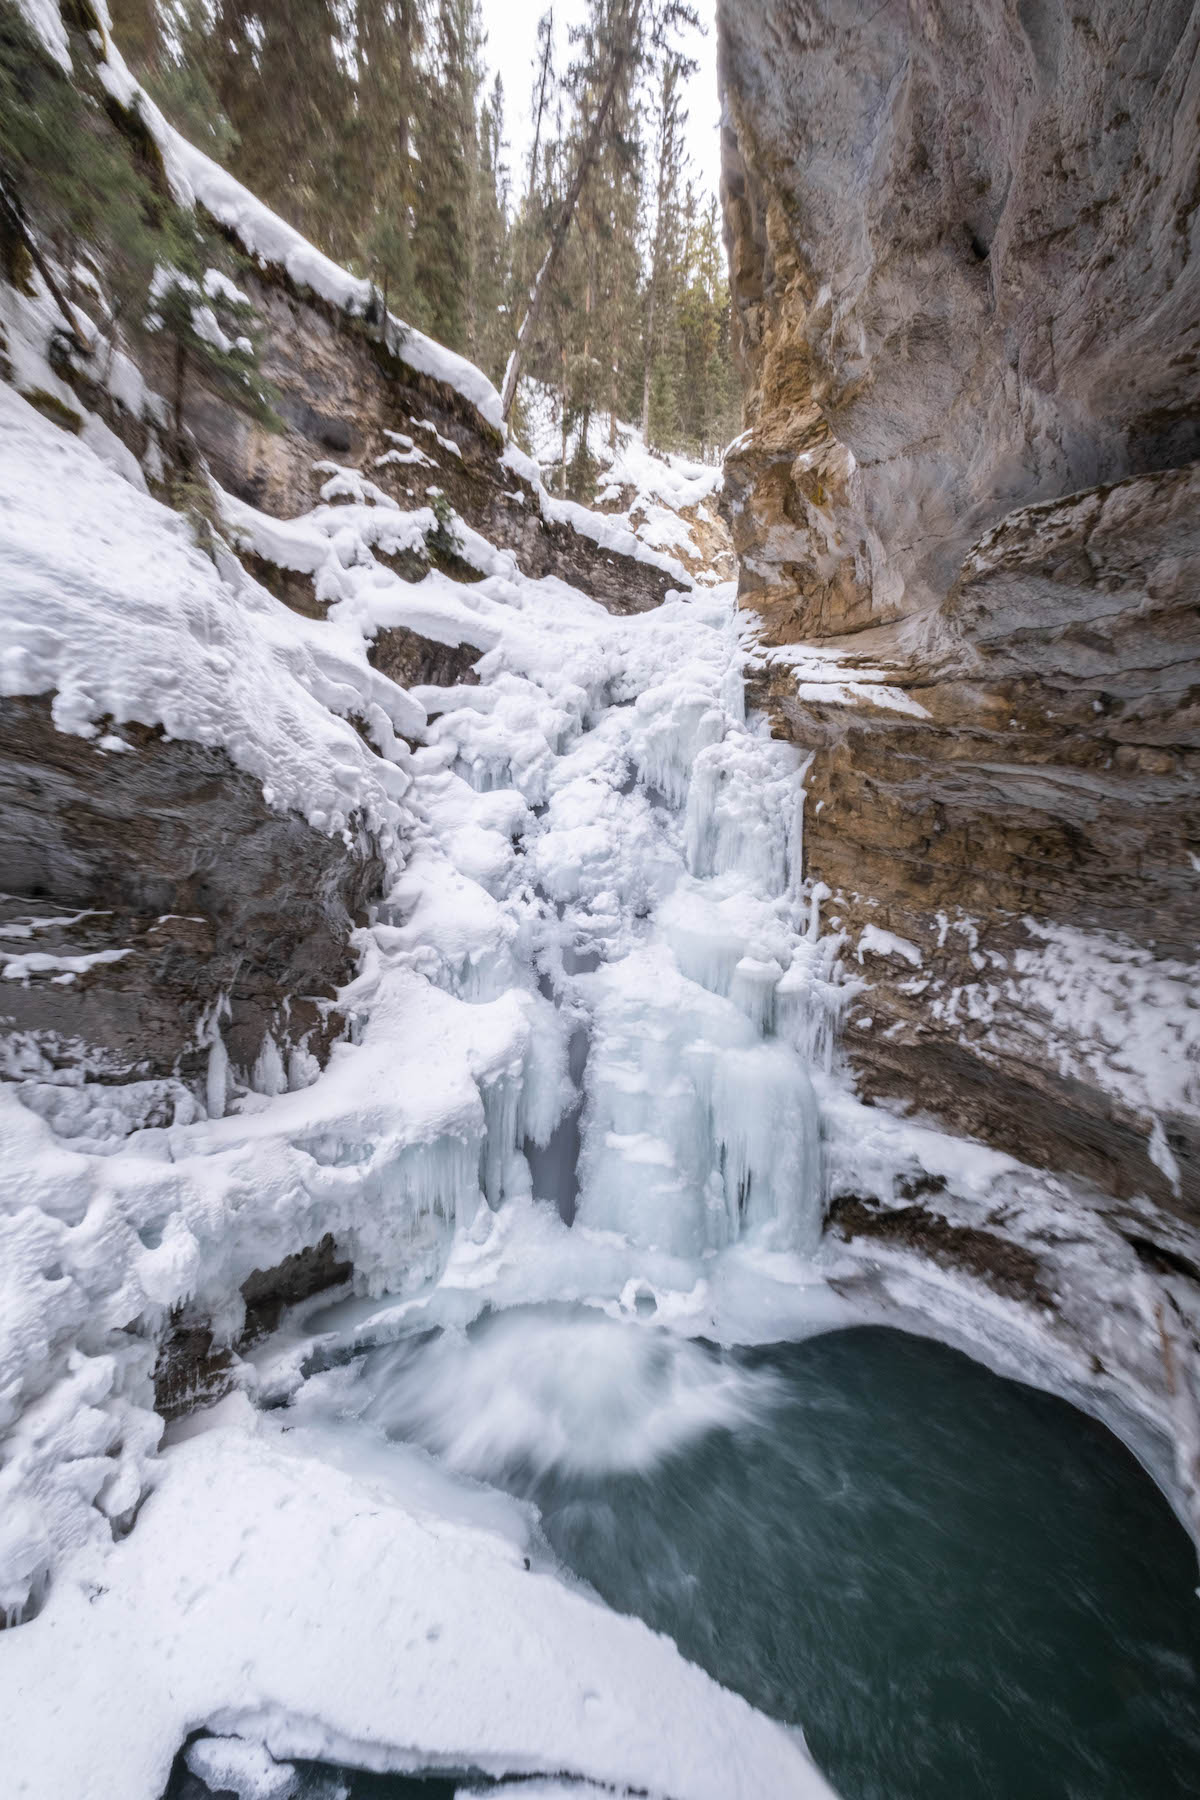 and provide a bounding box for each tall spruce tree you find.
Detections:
[409,0,482,352]
[472,70,511,382]
[103,0,740,468]
[358,0,424,324]
[640,52,688,445]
